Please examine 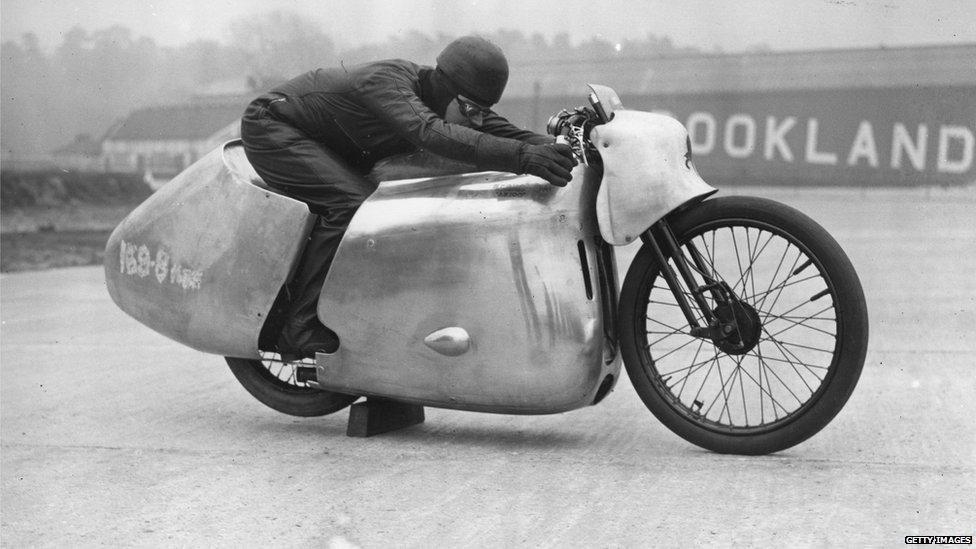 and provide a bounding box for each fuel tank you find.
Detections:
[104,141,315,358]
[315,164,621,414]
